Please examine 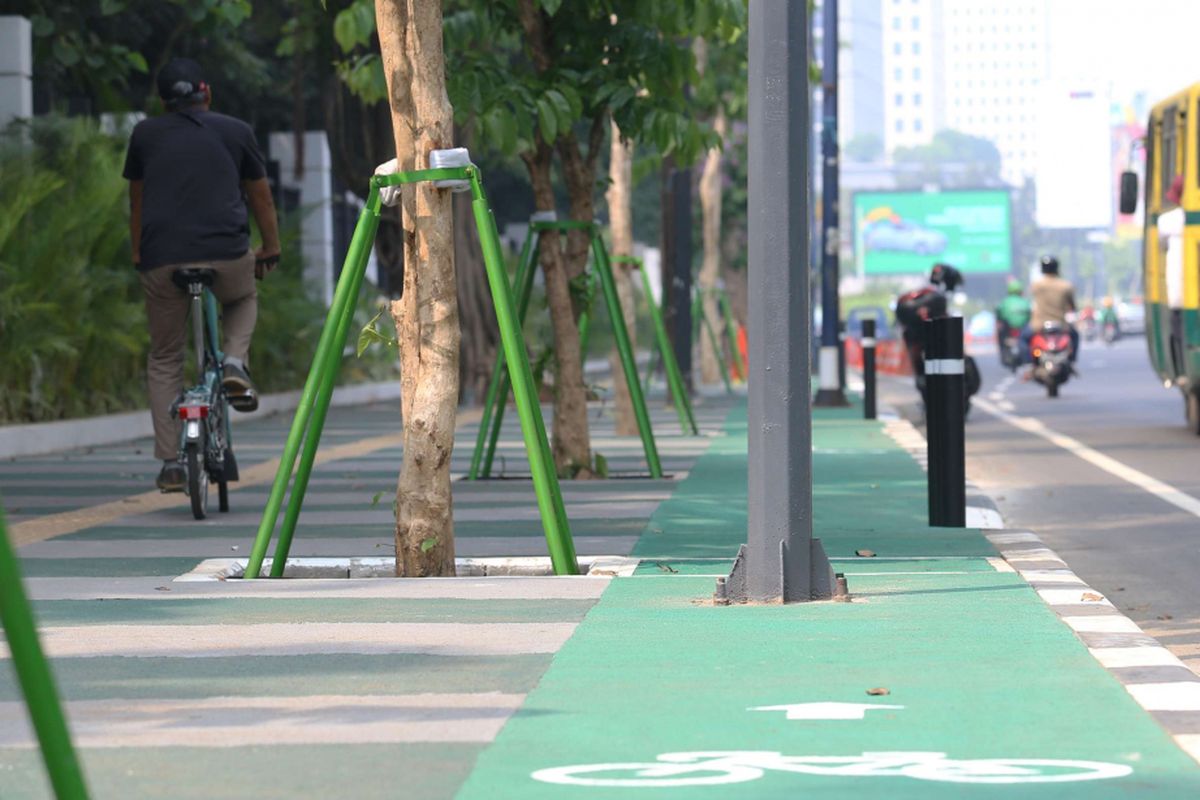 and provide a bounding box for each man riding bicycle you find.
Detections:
[123,58,281,491]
